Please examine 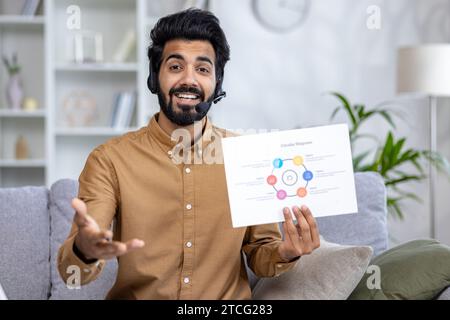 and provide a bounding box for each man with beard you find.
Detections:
[57,8,320,300]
